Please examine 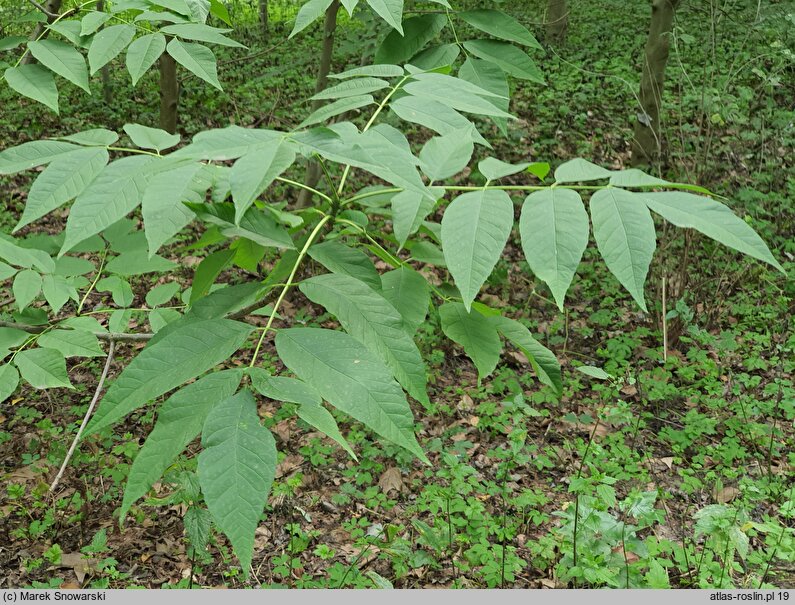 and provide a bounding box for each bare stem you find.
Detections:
[50,339,116,492]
